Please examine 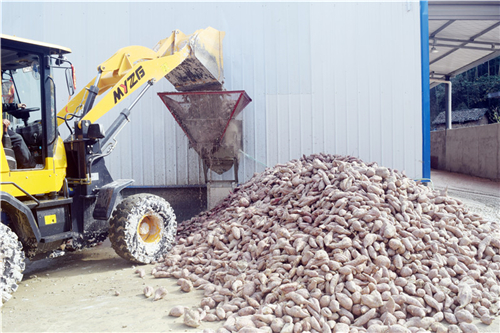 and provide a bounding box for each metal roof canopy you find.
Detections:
[429,1,500,88]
